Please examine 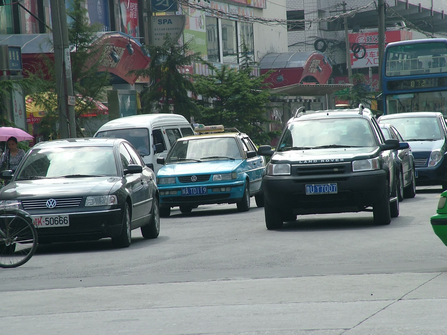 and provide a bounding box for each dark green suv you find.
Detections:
[258,105,403,229]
